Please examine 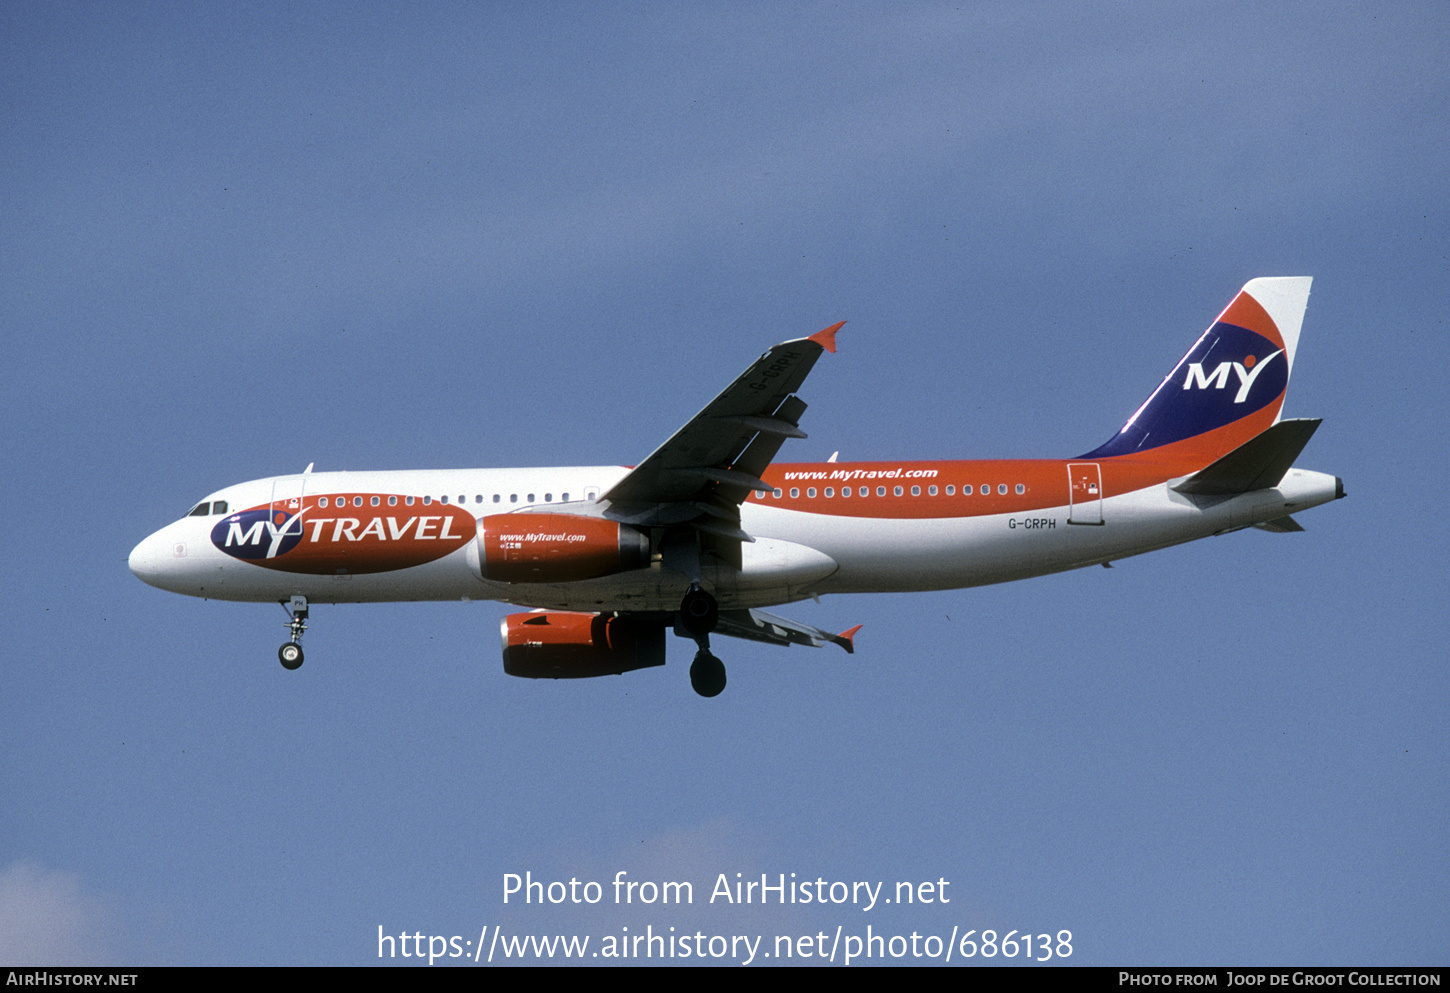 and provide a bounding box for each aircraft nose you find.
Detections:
[128,533,158,584]
[128,528,176,588]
